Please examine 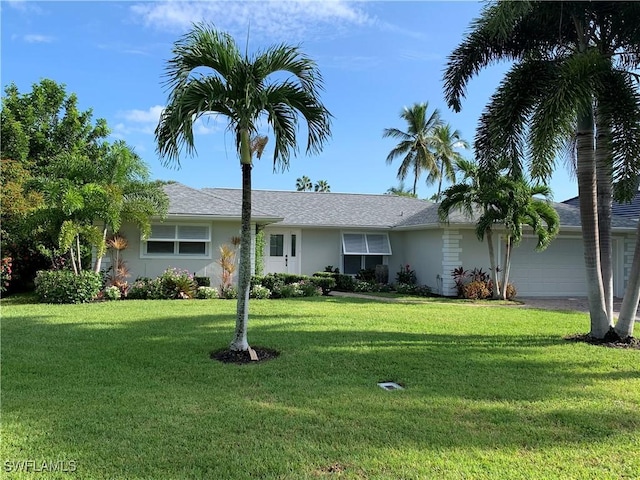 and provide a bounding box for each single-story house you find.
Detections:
[111,182,638,297]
